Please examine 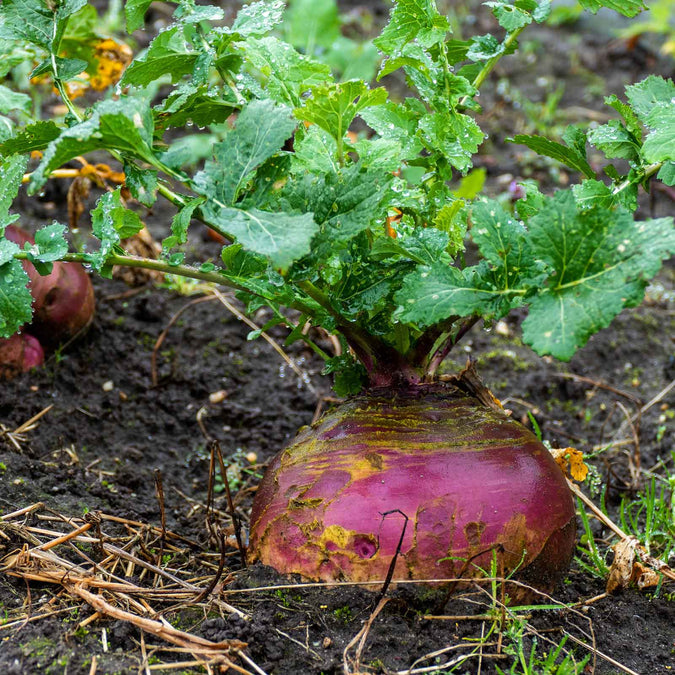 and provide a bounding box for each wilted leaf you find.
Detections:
[550,447,589,482]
